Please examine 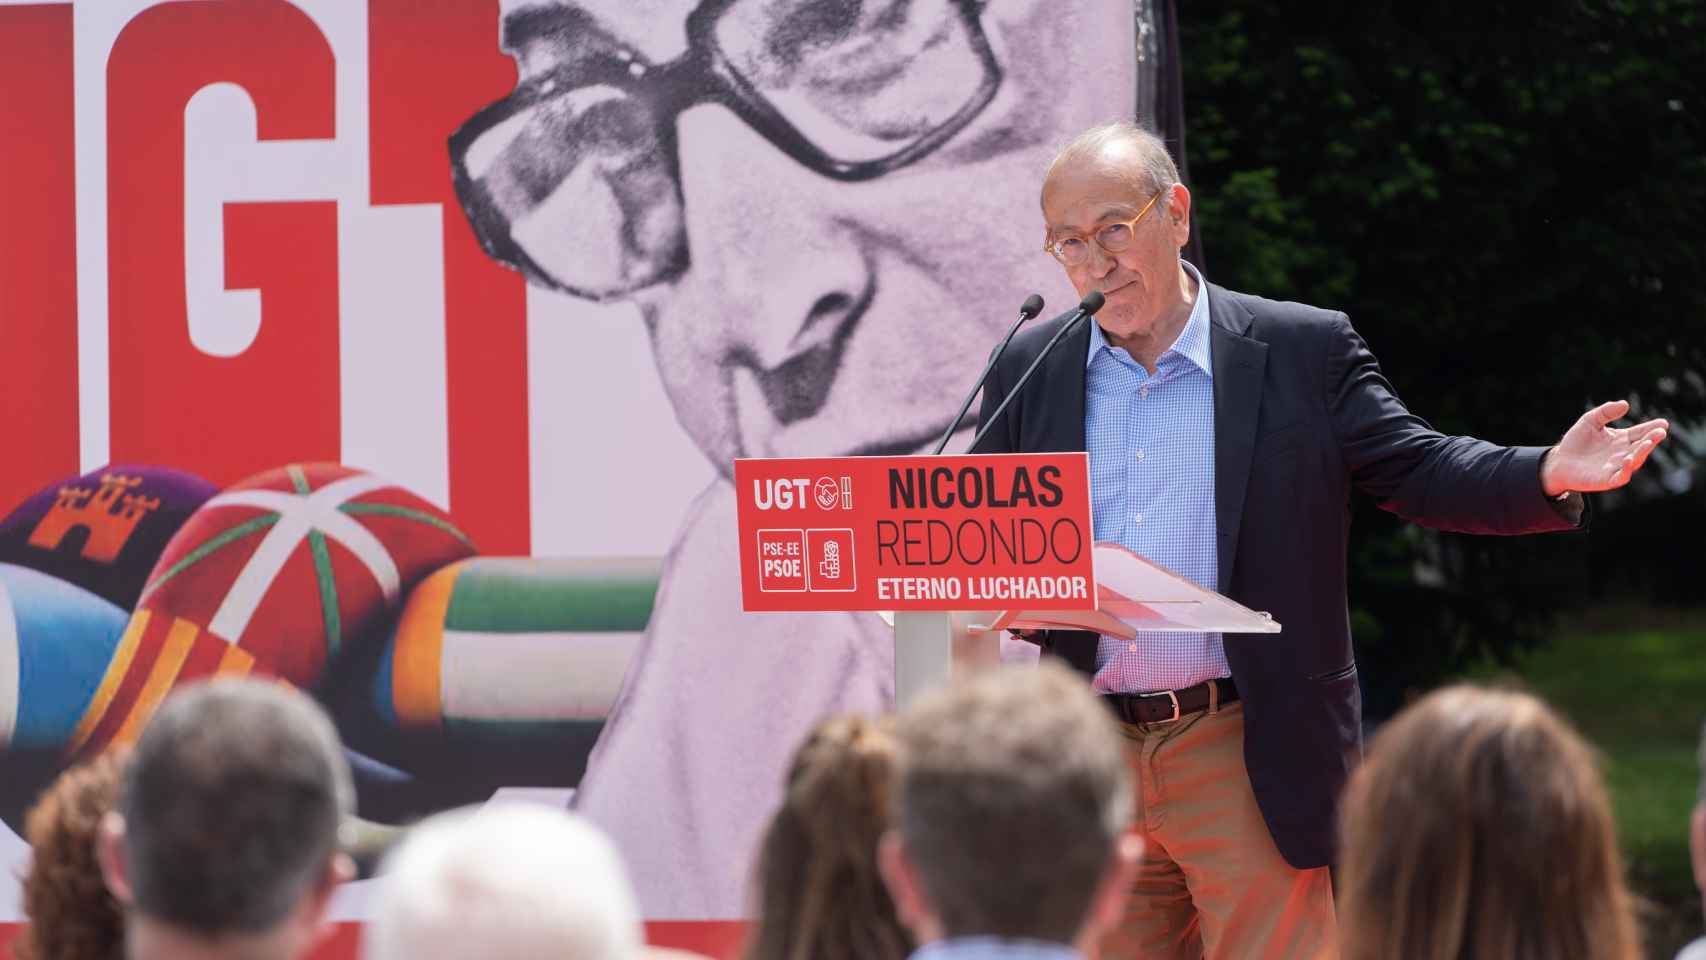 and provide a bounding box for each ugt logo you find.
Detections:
[813,476,852,511]
[753,476,853,511]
